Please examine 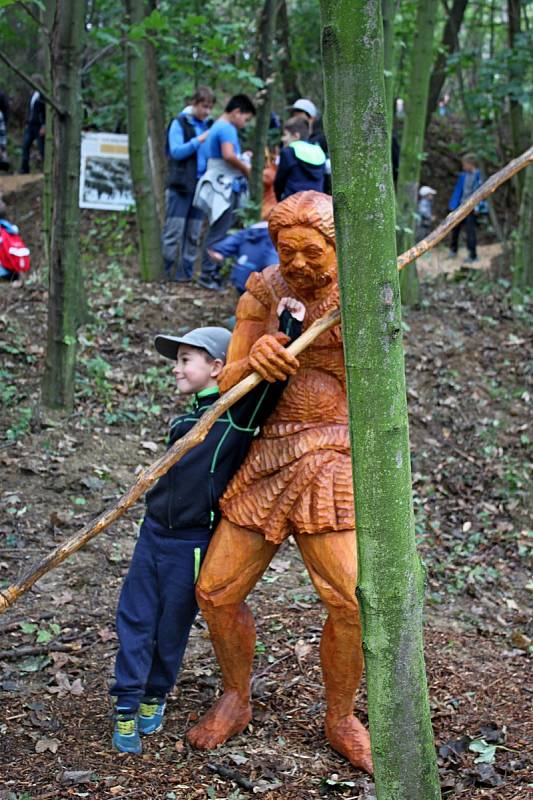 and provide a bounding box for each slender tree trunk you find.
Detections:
[512,162,533,294]
[396,0,439,306]
[41,0,55,274]
[249,0,278,210]
[276,0,301,104]
[320,2,441,798]
[381,0,395,134]
[124,0,162,281]
[145,0,166,226]
[426,0,468,122]
[41,0,85,411]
